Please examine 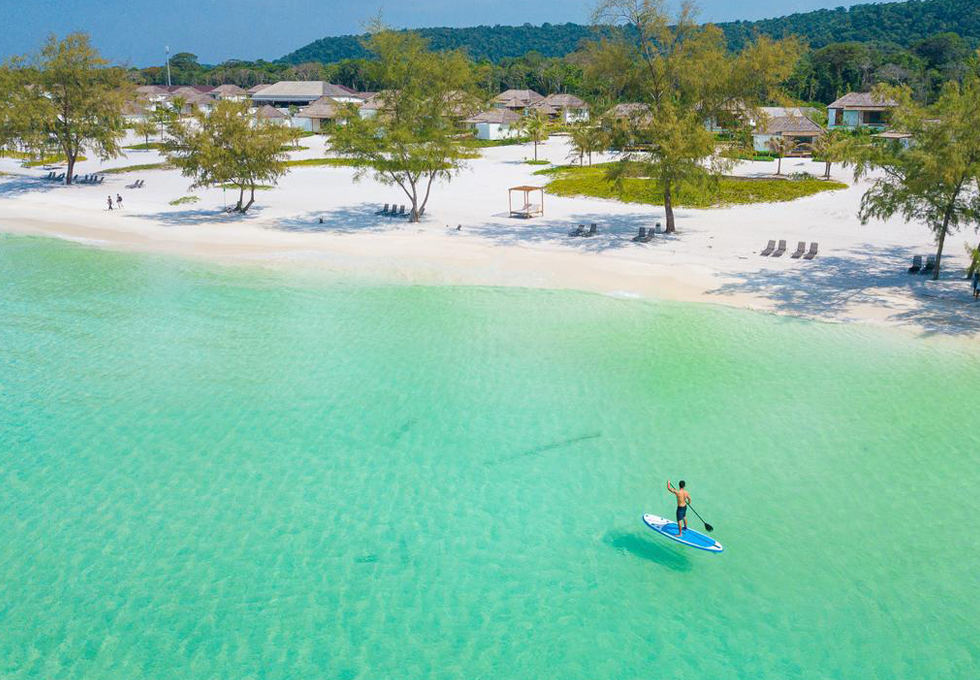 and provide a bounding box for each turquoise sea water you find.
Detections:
[1,234,979,679]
